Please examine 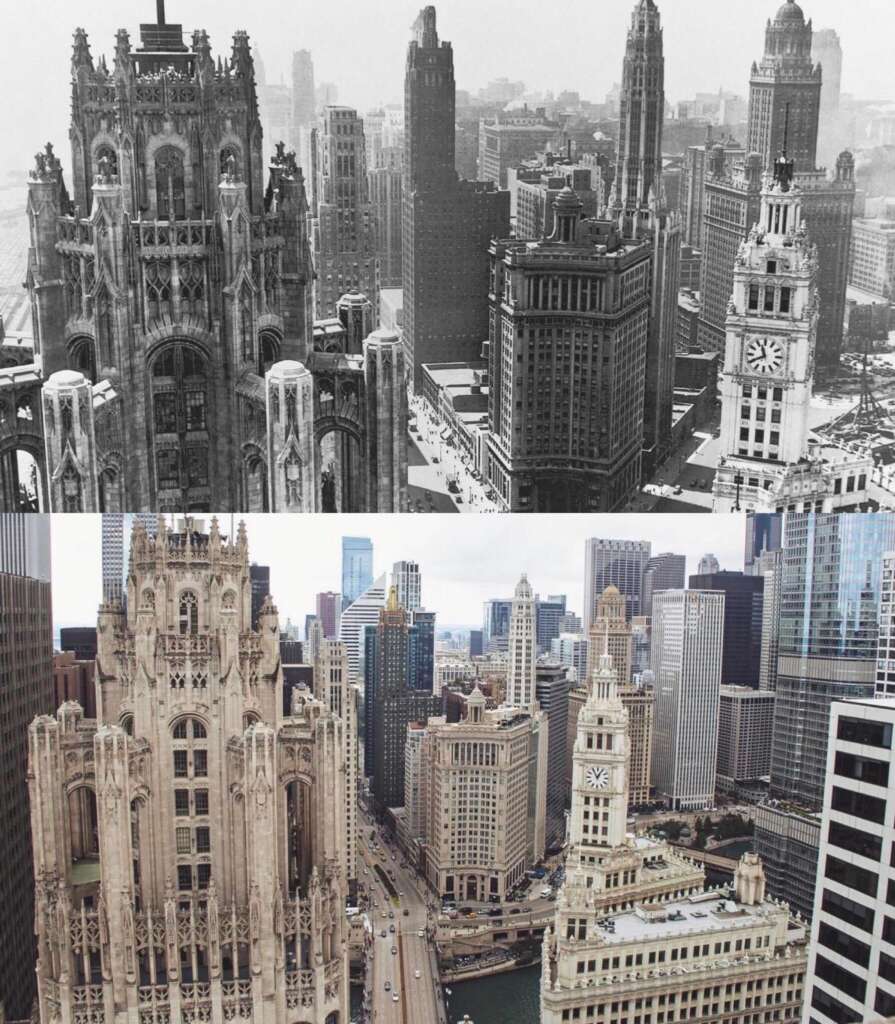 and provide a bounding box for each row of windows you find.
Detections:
[837,715,893,749]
